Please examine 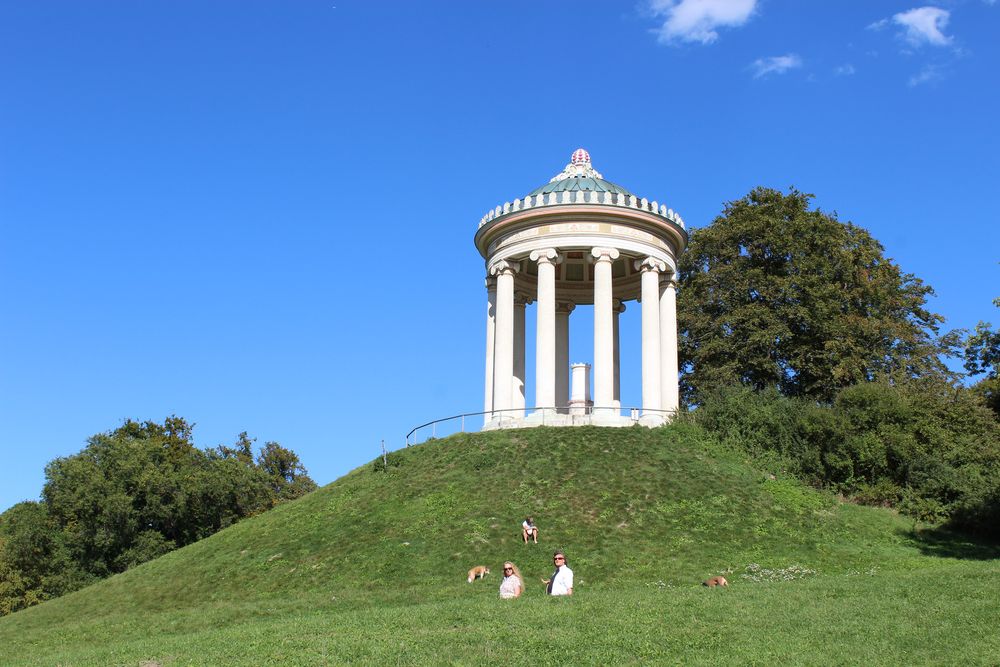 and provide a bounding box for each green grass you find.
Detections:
[2,424,997,665]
